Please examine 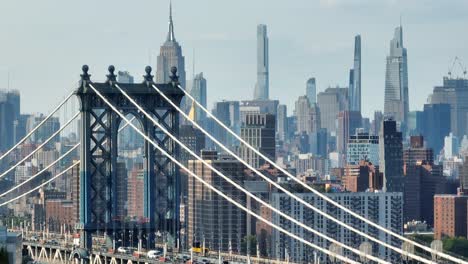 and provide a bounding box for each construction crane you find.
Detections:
[448,56,467,79]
